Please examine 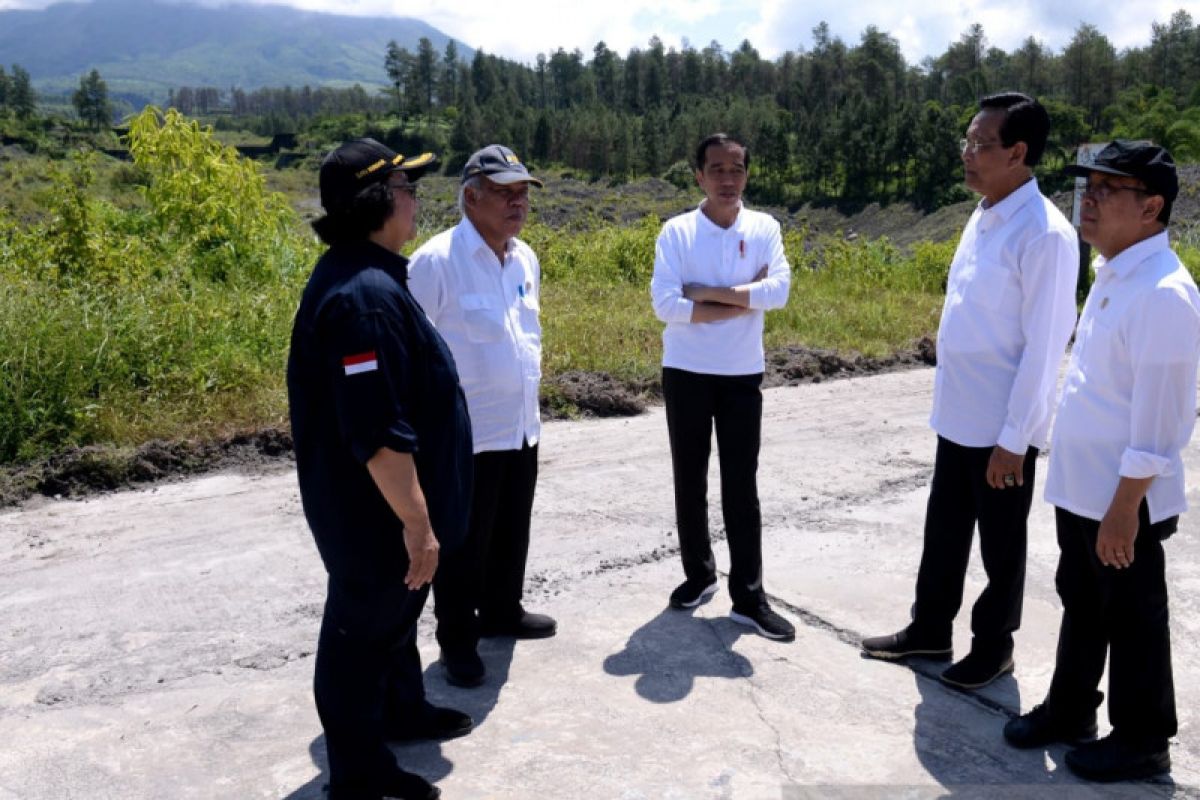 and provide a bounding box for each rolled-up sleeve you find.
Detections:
[322,304,419,465]
[997,229,1078,454]
[747,220,791,311]
[1119,288,1200,479]
[650,230,694,323]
